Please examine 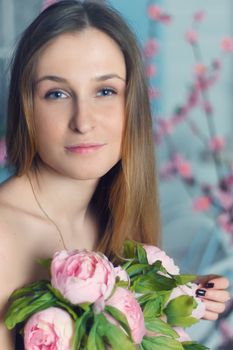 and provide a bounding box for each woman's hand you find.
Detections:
[195,275,231,321]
